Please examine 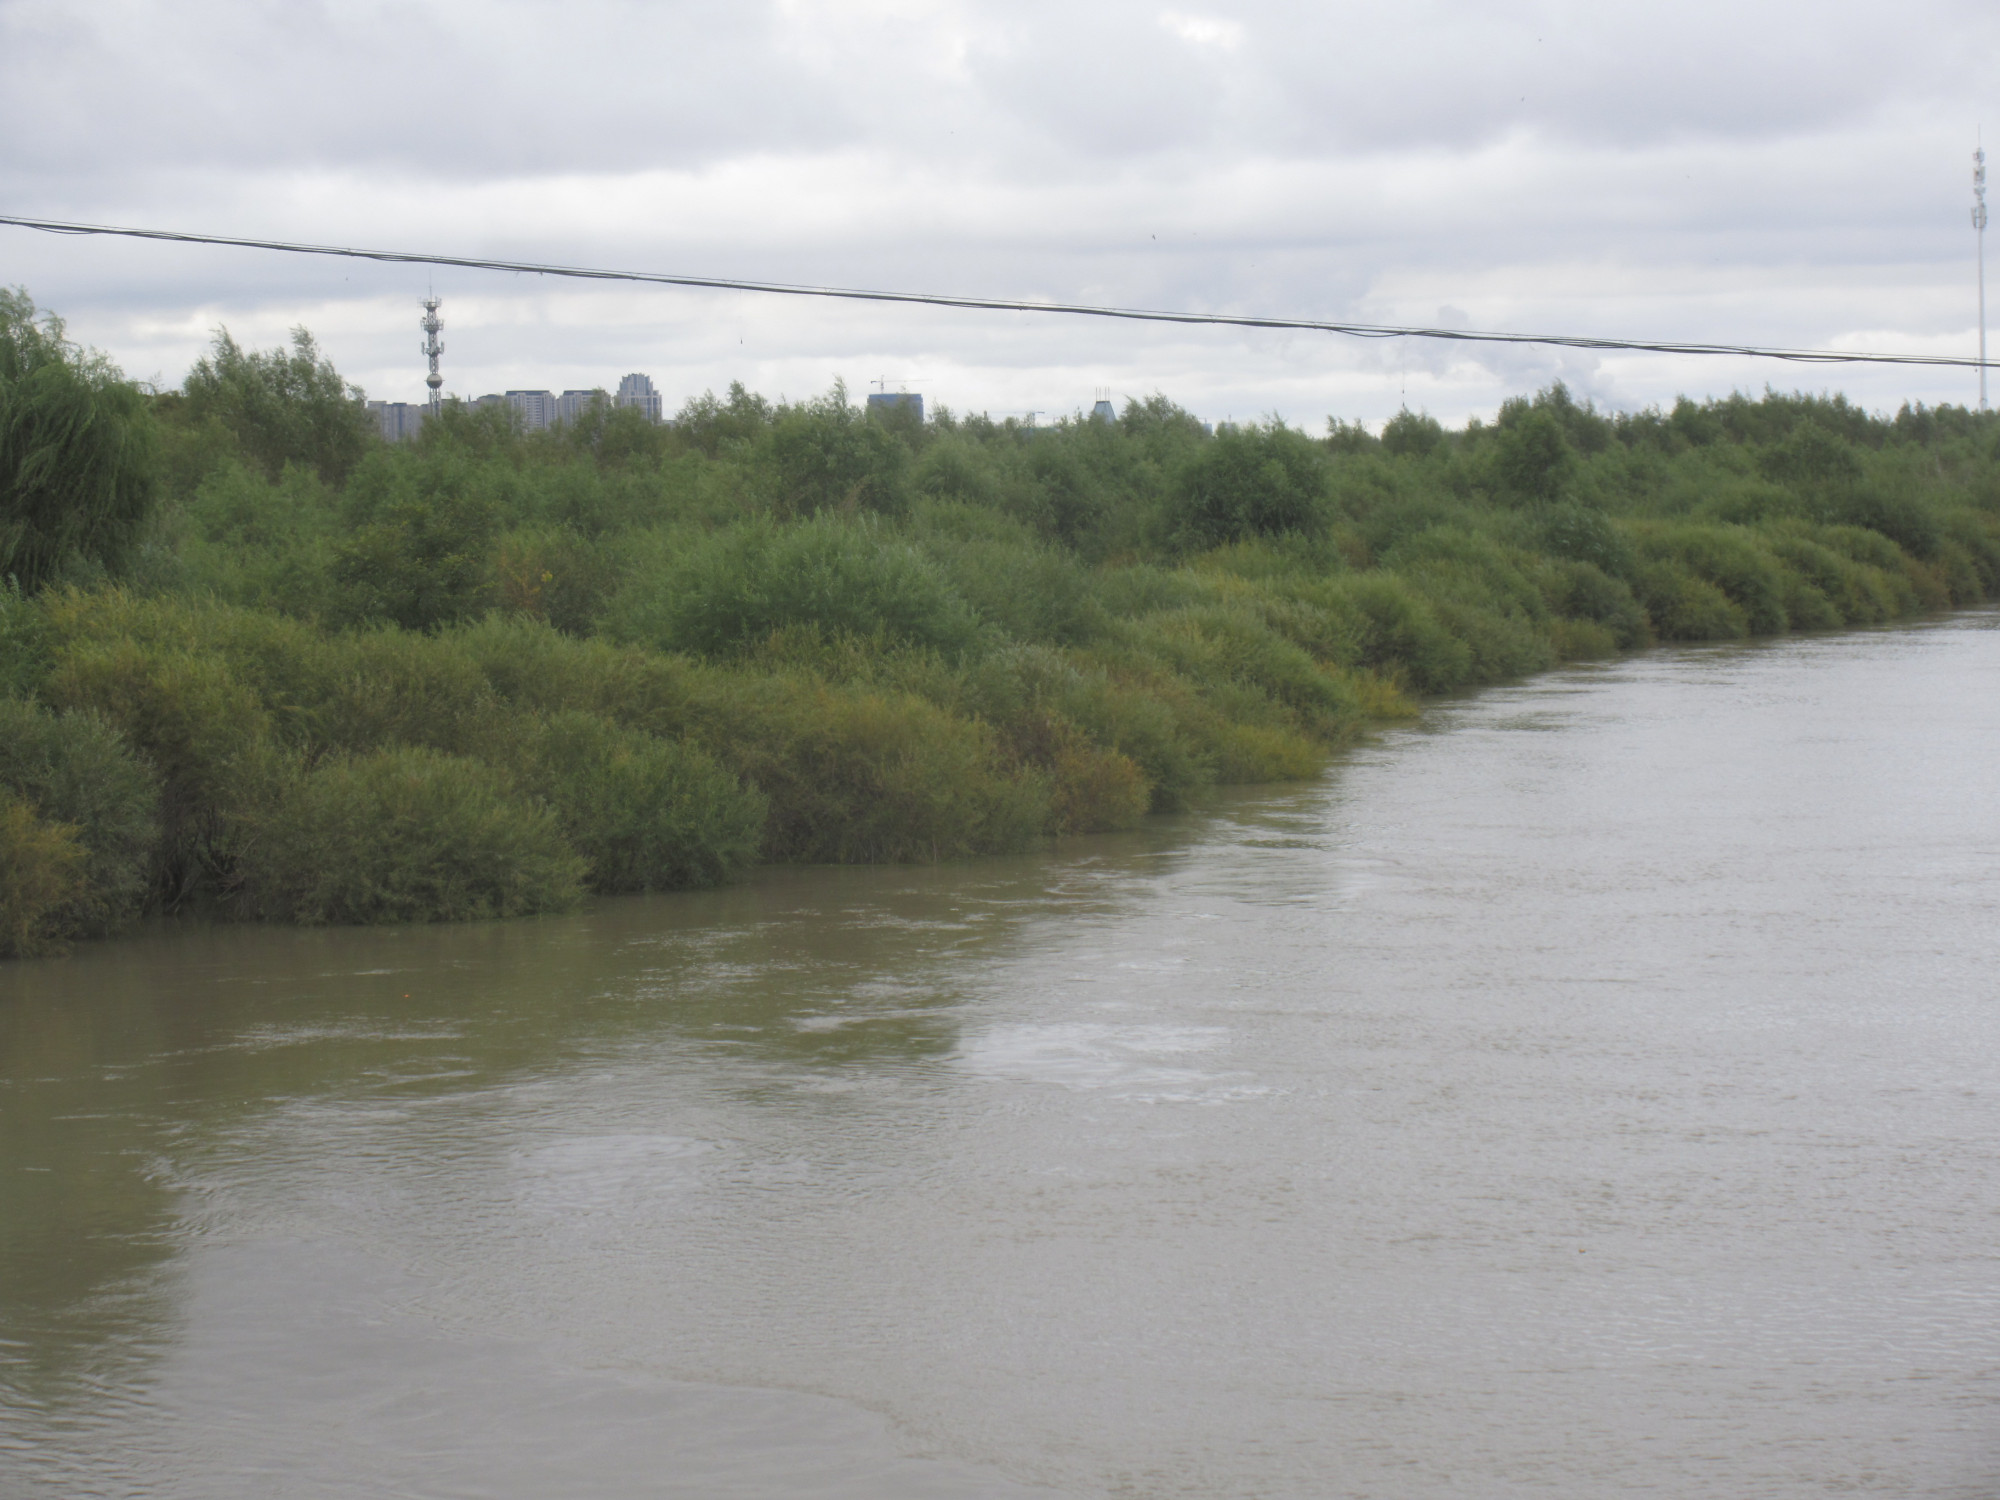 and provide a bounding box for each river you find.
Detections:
[3,614,1997,1498]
